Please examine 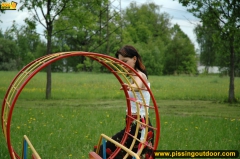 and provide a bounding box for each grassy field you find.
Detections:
[0,71,240,159]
